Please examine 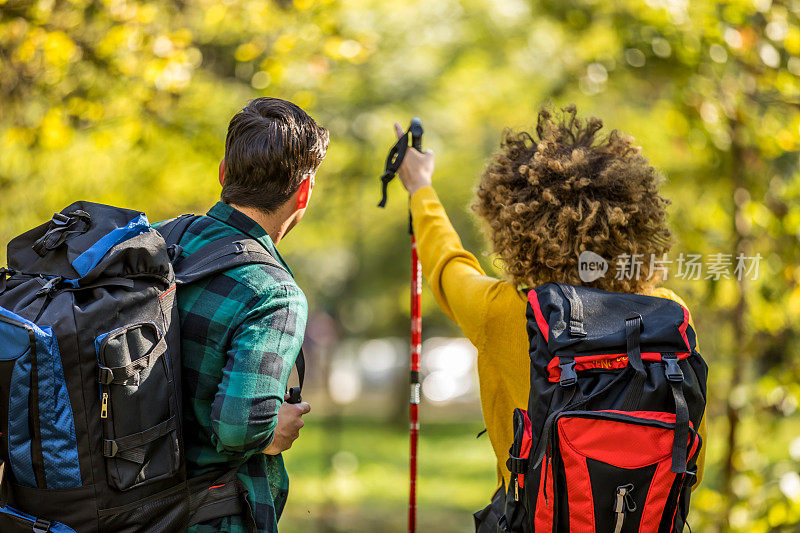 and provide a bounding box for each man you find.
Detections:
[163,97,327,532]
